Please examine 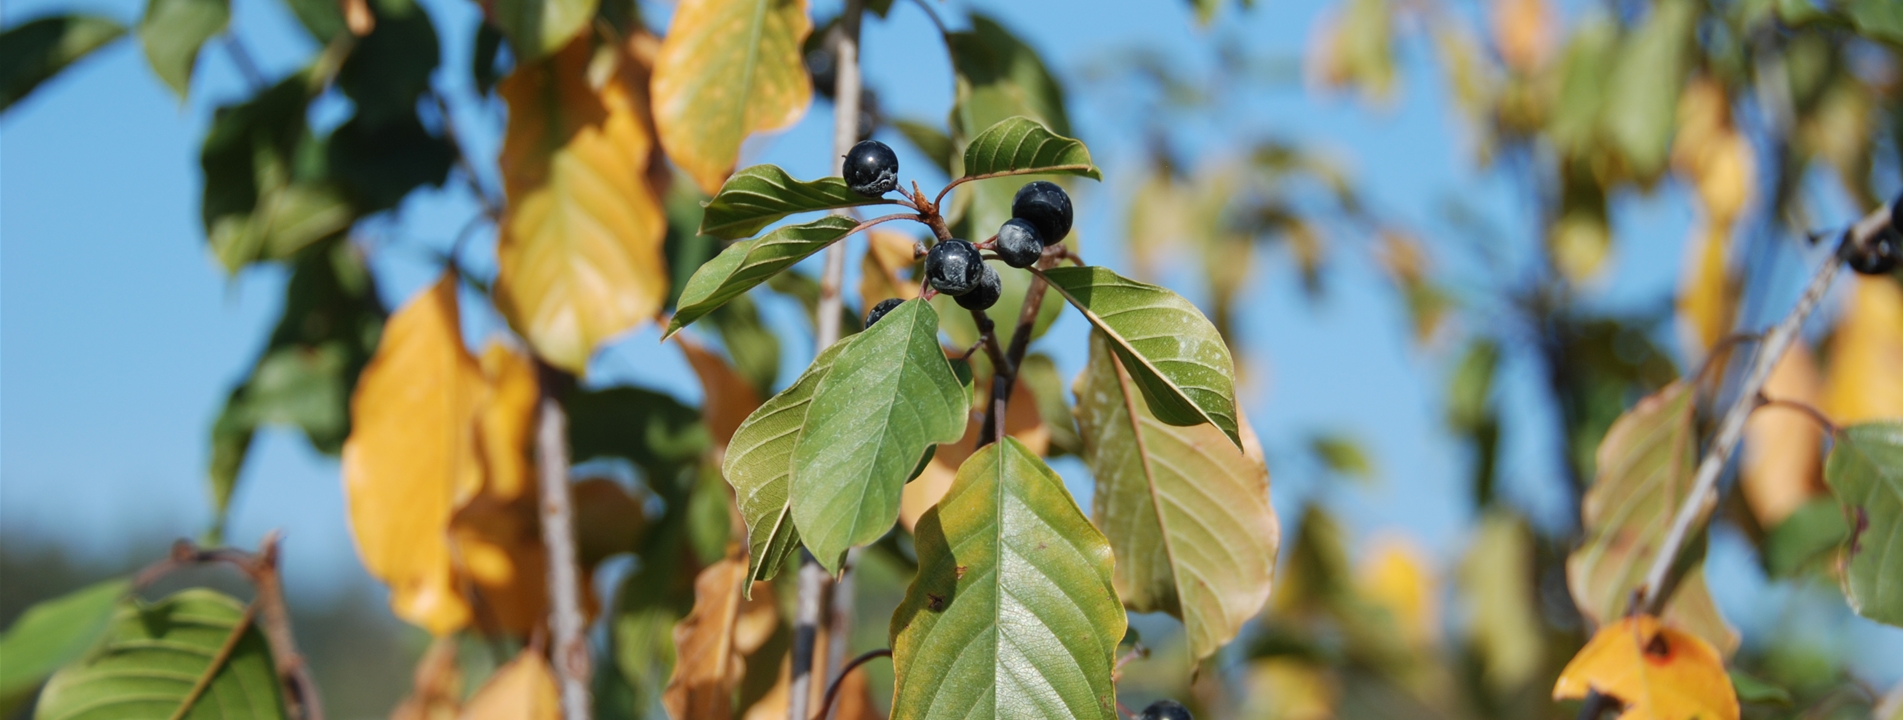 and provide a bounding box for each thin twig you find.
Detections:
[1634,217,1877,614]
[967,309,1010,374]
[1755,395,1840,436]
[906,0,948,36]
[848,213,923,238]
[534,364,592,720]
[977,251,1053,447]
[810,648,891,720]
